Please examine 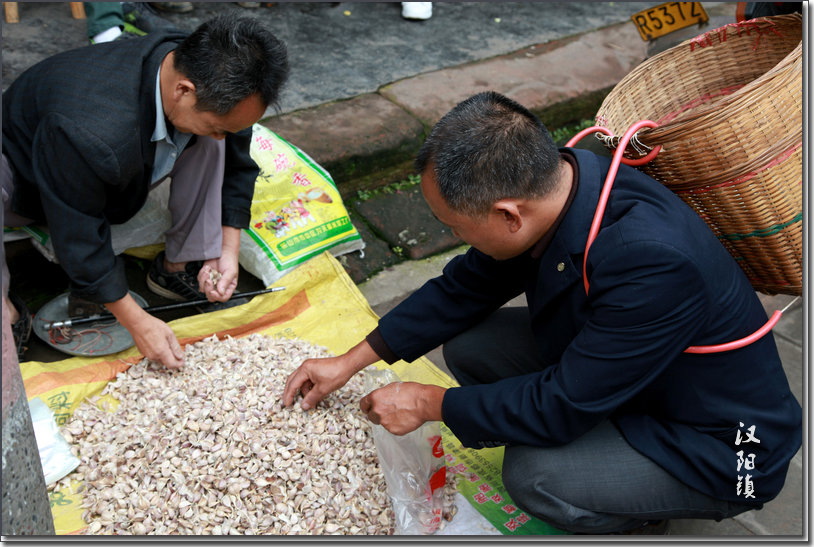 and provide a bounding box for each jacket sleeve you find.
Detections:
[32,113,129,304]
[442,240,709,449]
[377,247,527,363]
[221,126,259,229]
